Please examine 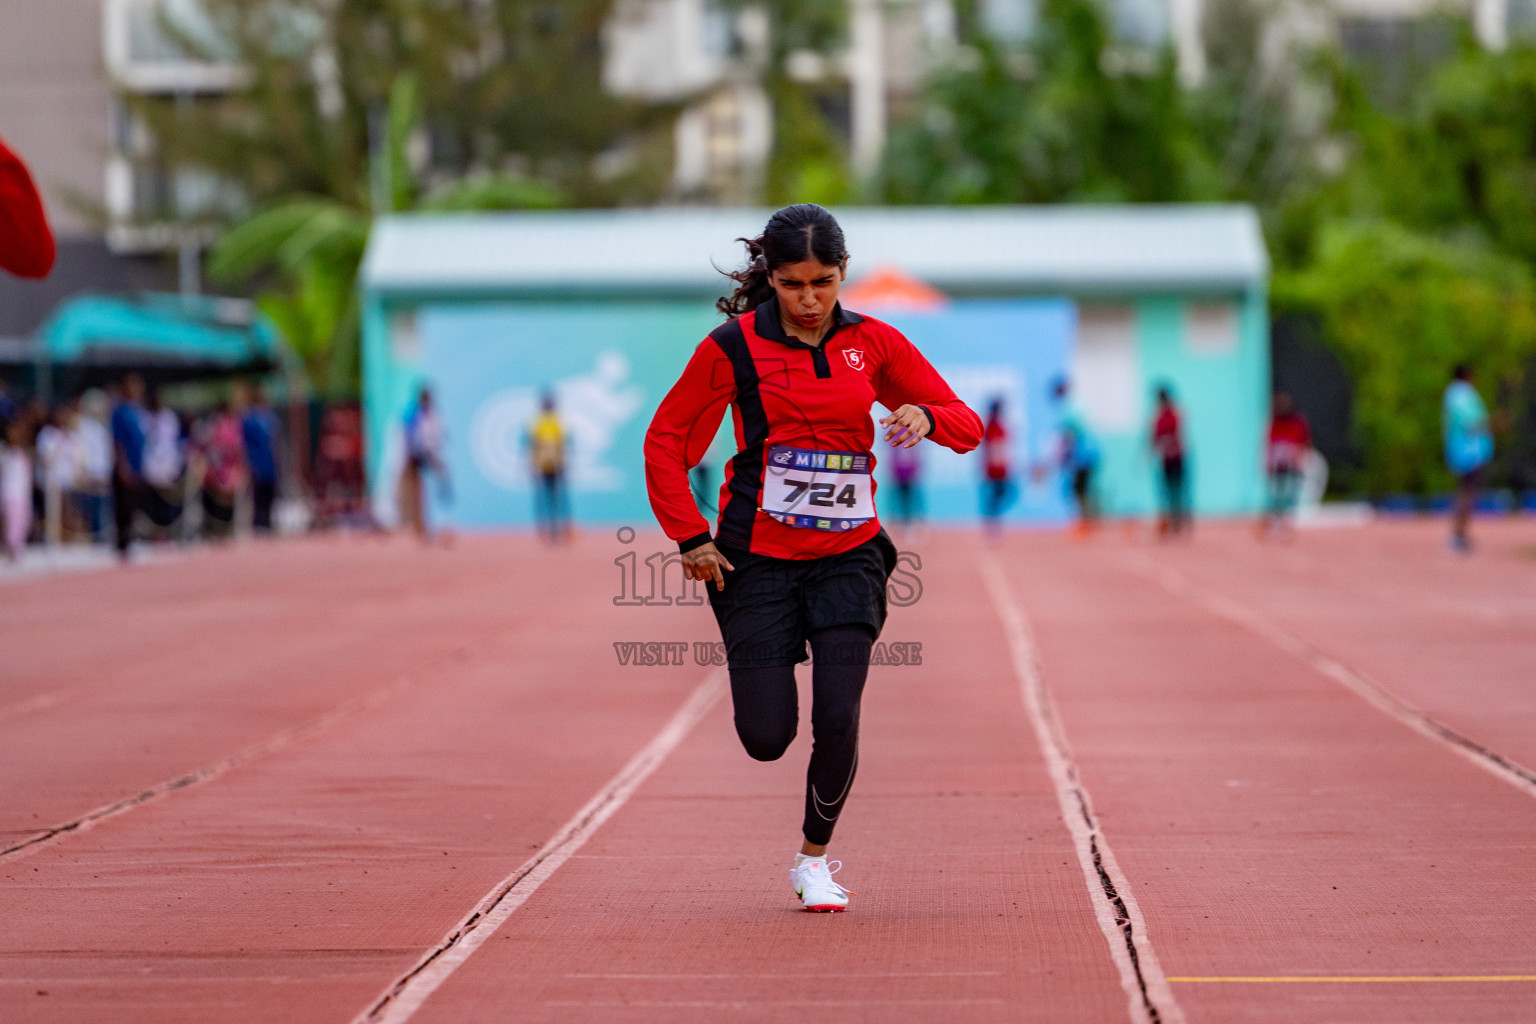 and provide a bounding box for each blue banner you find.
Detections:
[414,298,1073,529]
